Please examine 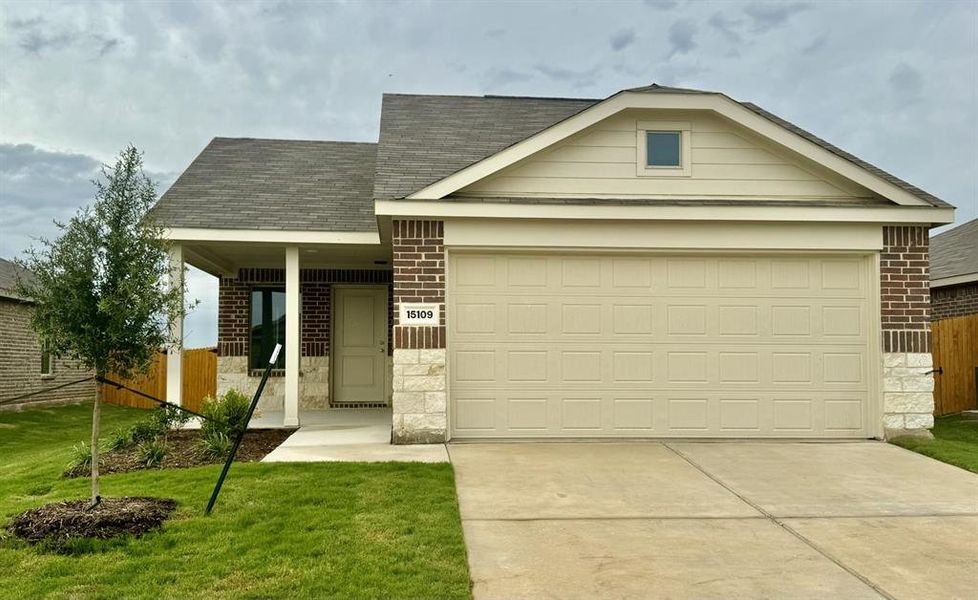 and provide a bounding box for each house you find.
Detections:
[0,258,95,410]
[930,218,978,320]
[150,84,954,442]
